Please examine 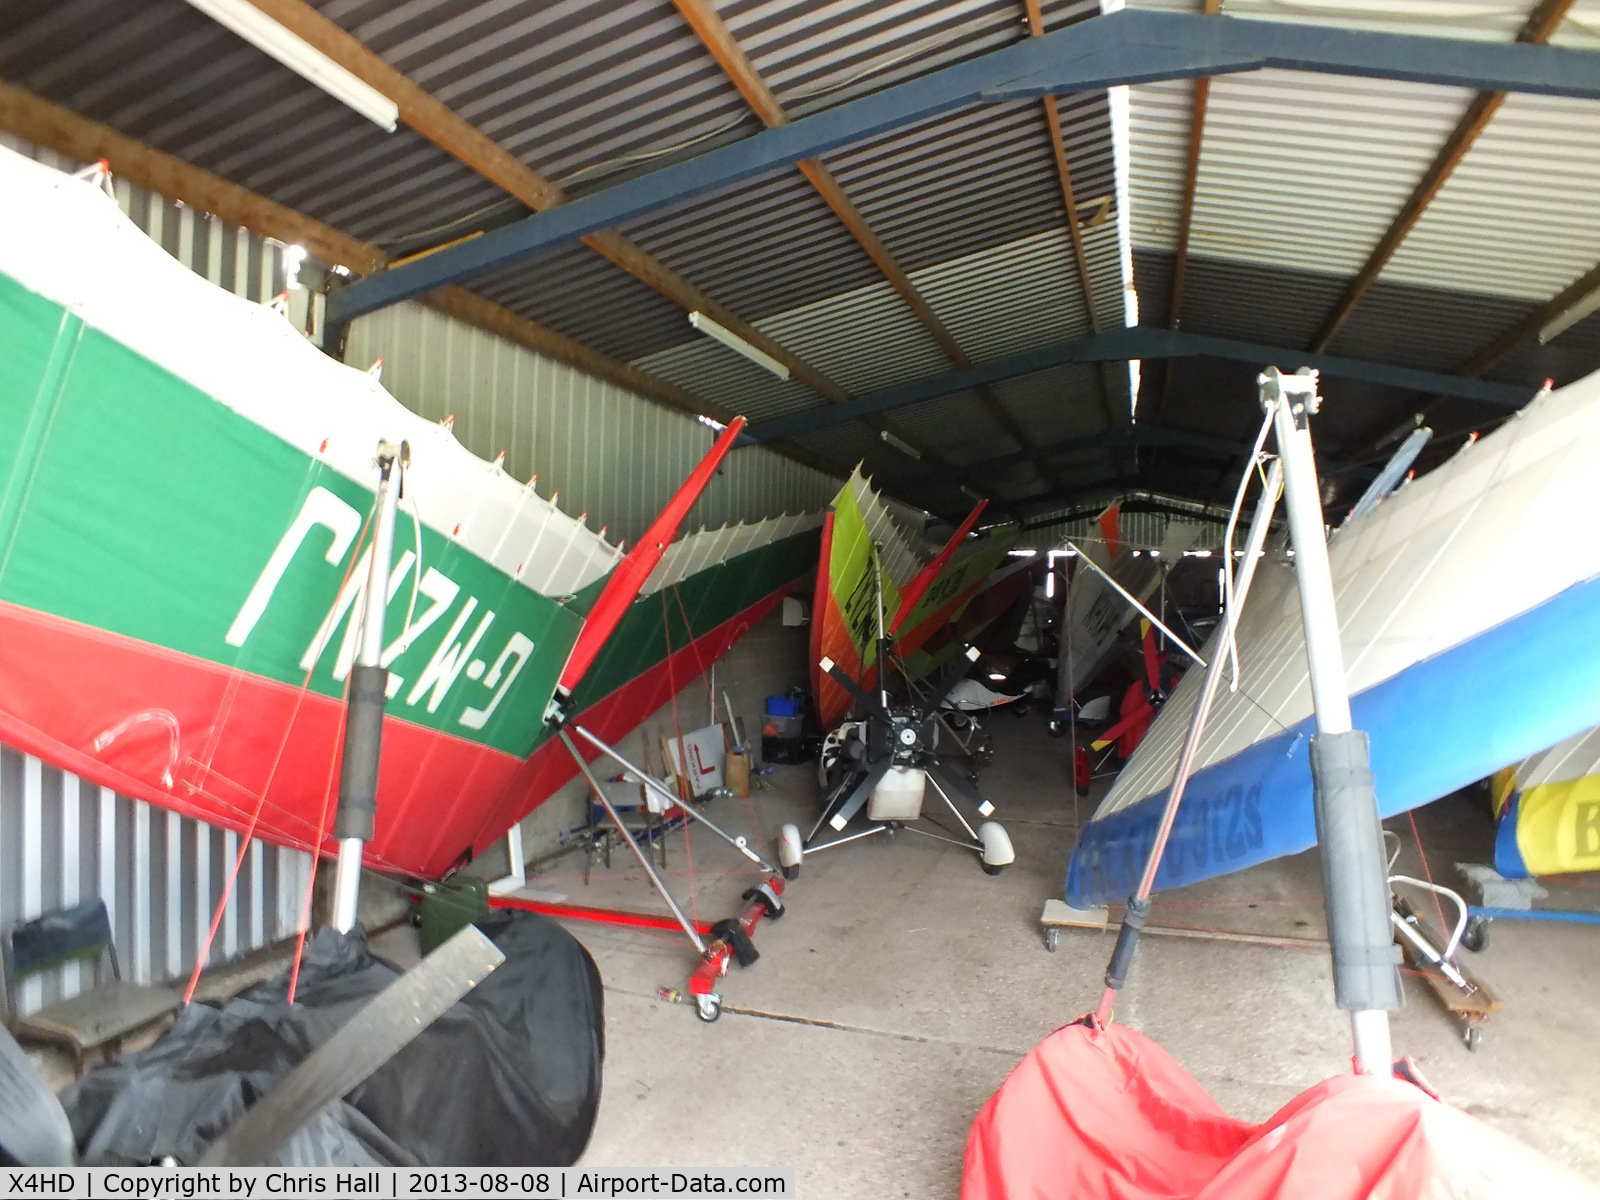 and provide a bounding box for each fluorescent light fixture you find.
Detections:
[689,311,791,379]
[282,243,307,290]
[181,0,398,131]
[881,430,922,460]
[1539,278,1600,344]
